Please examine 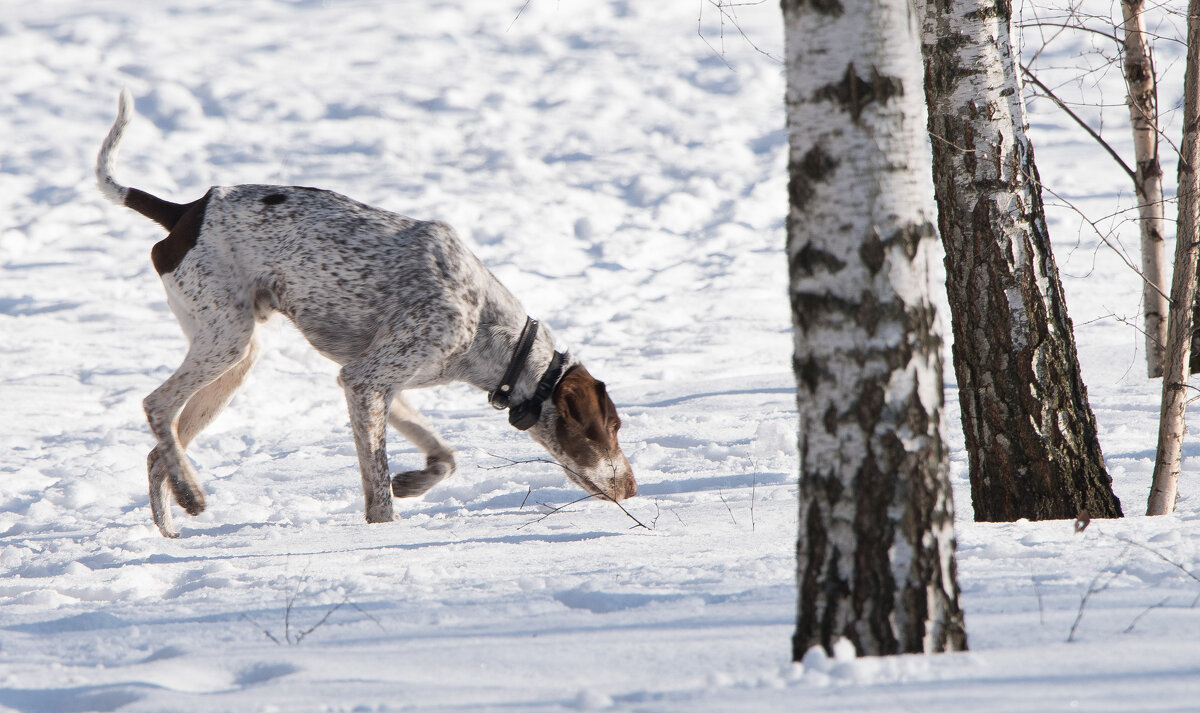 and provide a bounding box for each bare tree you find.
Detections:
[1120,0,1169,378]
[920,0,1124,522]
[782,0,967,657]
[1148,0,1200,516]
